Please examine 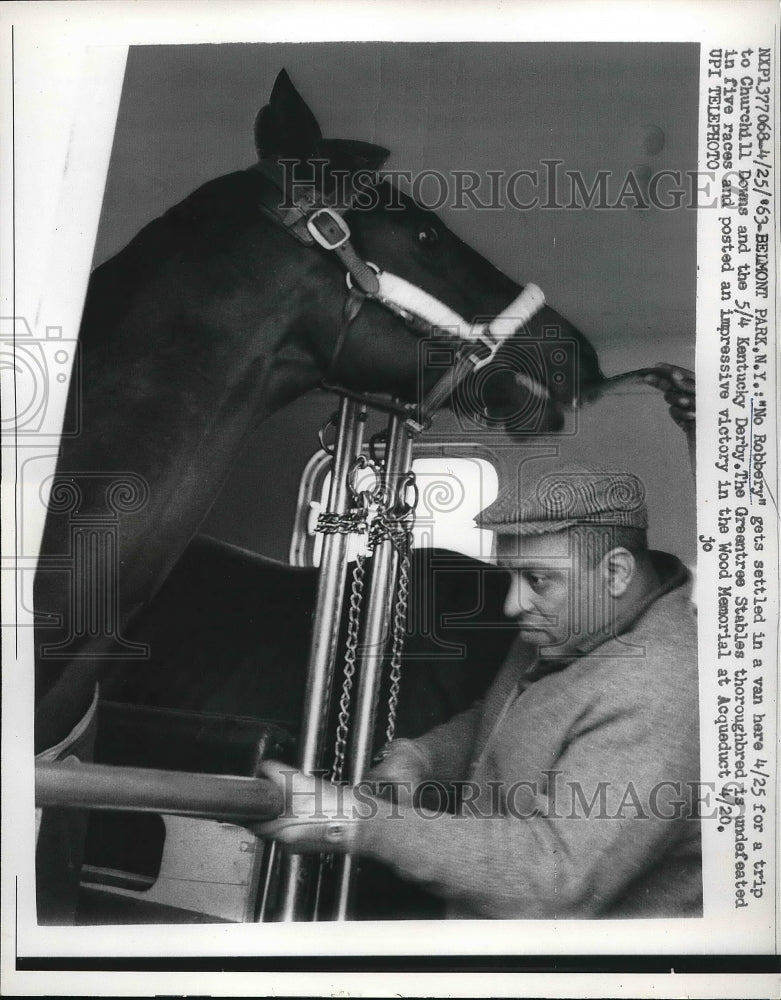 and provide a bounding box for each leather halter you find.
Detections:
[252,159,381,295]
[251,159,546,432]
